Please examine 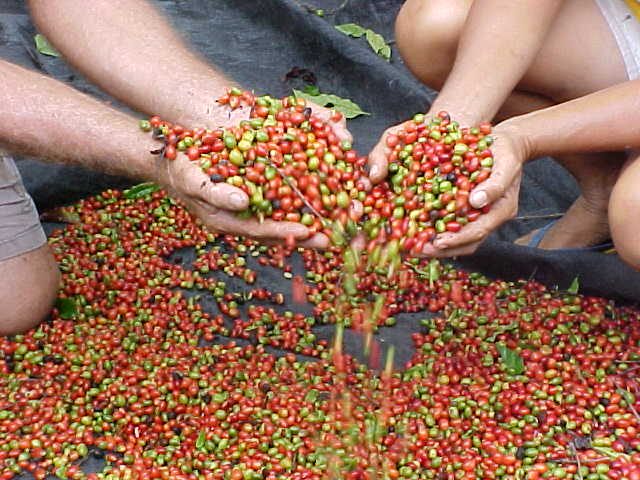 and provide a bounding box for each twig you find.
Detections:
[619,365,640,375]
[403,261,428,277]
[265,157,328,226]
[616,384,640,424]
[549,457,609,465]
[514,213,564,221]
[569,444,583,480]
